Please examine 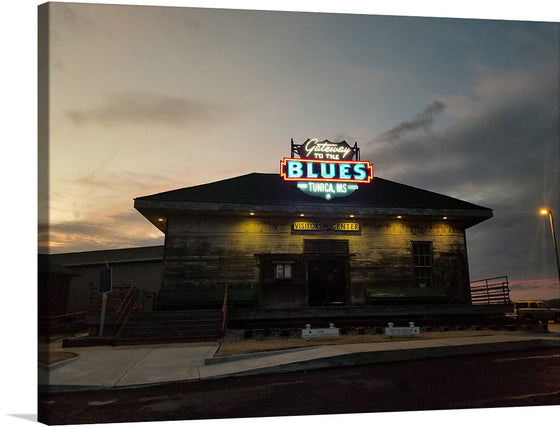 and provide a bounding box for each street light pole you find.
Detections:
[540,209,560,288]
